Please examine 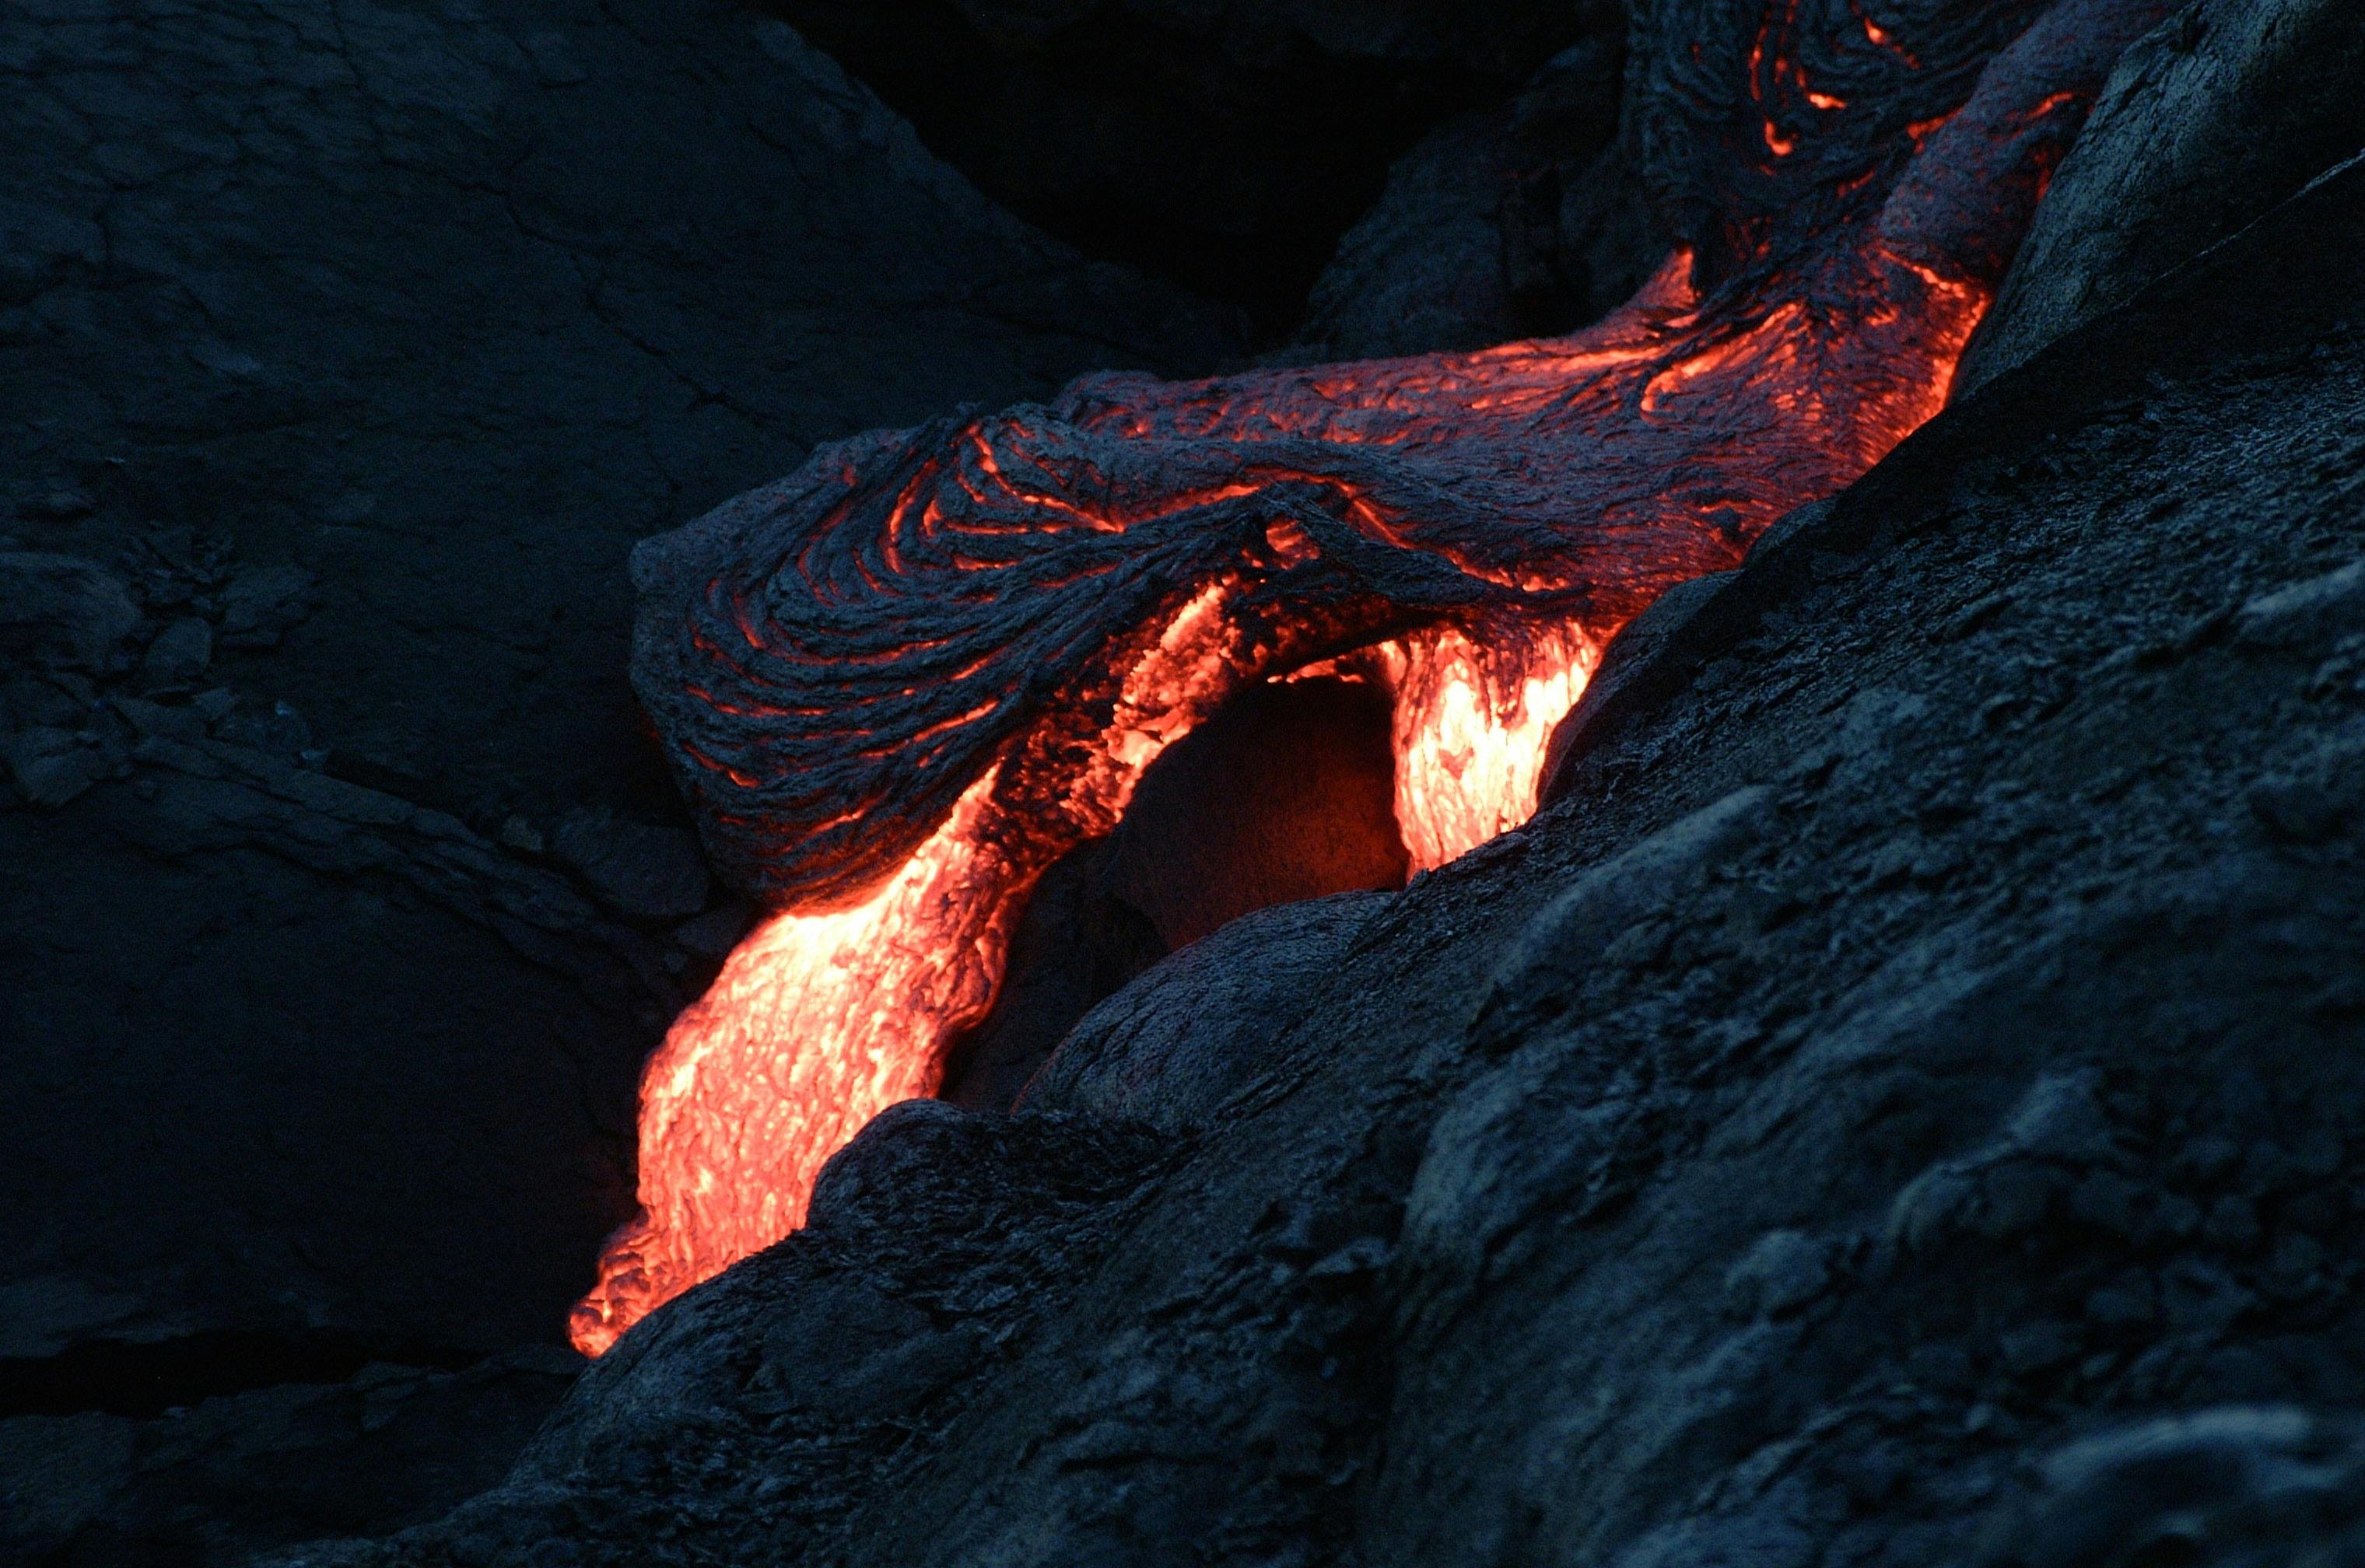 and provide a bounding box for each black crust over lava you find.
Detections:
[631,0,2165,909]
